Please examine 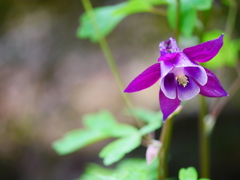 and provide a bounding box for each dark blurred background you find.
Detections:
[0,0,239,180]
